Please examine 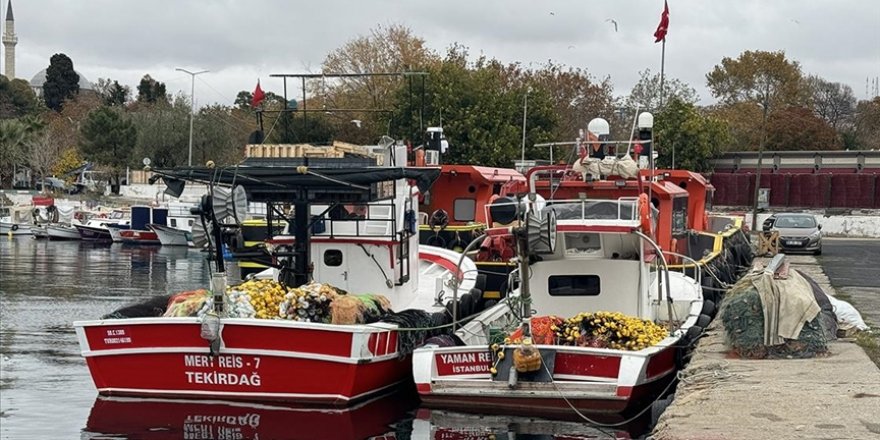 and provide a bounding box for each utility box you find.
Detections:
[758,188,771,209]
